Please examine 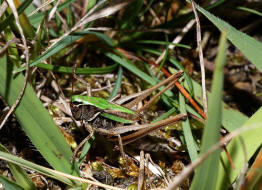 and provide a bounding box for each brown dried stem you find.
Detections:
[191,0,208,116]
